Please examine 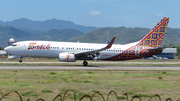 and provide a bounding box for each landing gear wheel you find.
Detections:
[19,60,22,63]
[83,61,88,66]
